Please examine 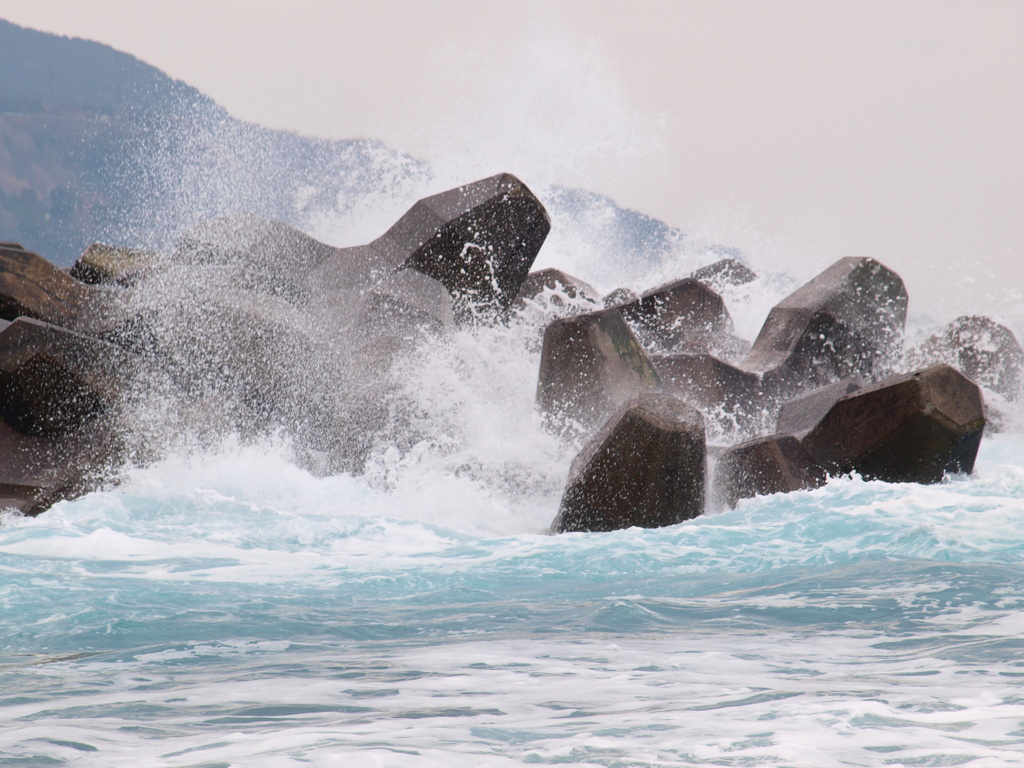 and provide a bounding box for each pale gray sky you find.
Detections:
[1,0,1021,318]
